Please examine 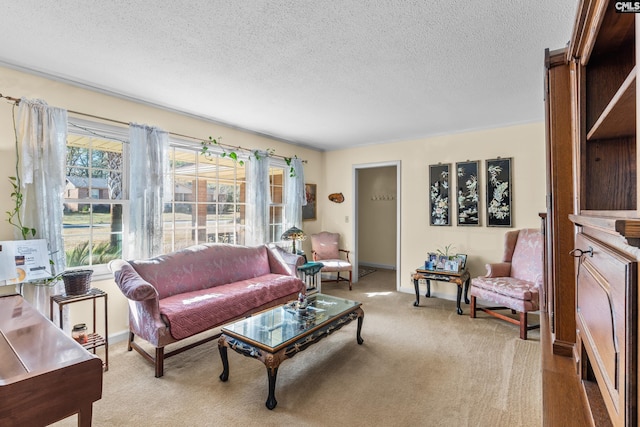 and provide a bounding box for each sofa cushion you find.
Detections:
[319,259,351,272]
[159,273,303,340]
[470,282,540,312]
[471,276,538,302]
[130,244,272,299]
